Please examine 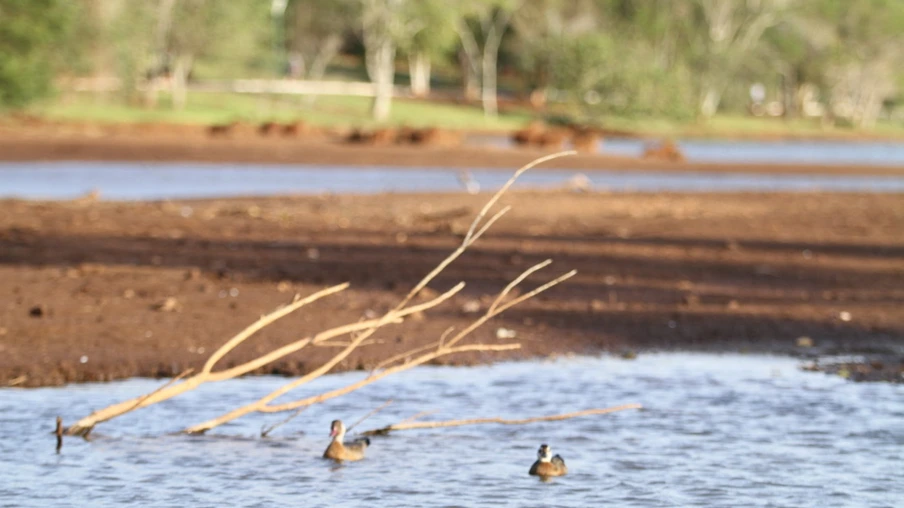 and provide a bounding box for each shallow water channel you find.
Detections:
[2,353,901,507]
[468,135,904,167]
[3,161,904,201]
